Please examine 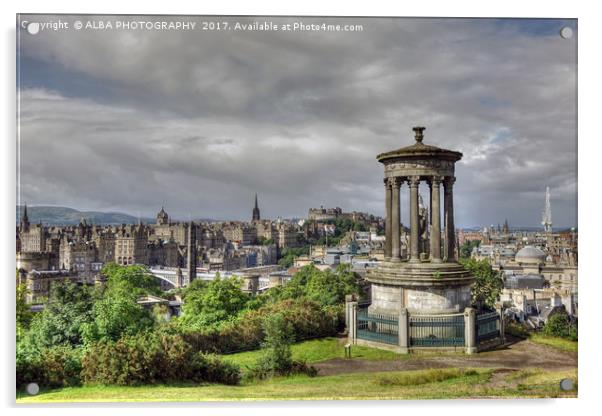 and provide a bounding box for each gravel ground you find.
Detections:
[314,336,577,376]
